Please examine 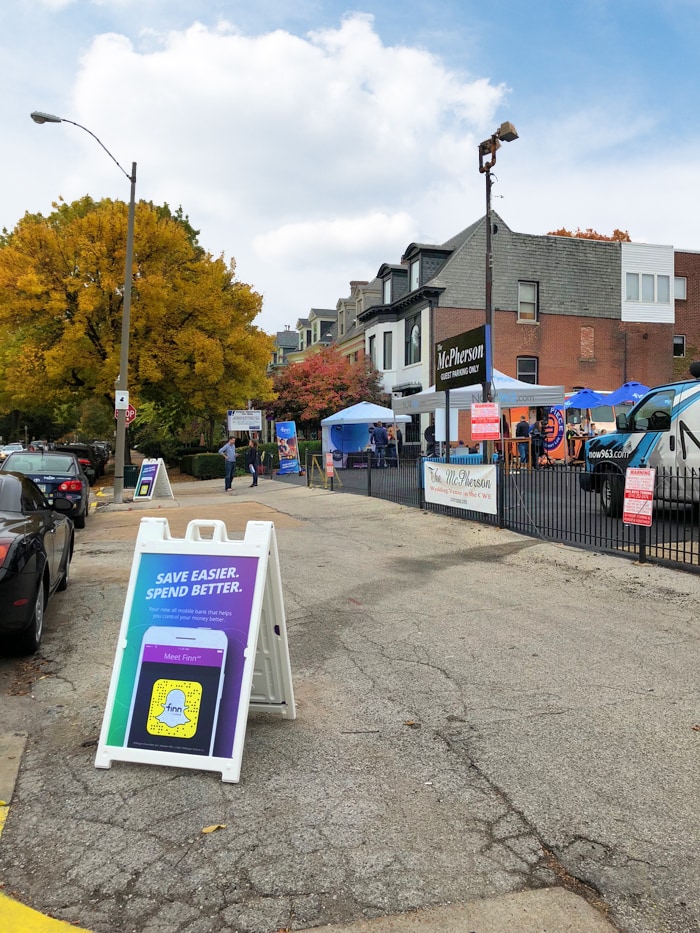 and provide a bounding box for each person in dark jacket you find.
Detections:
[245,440,260,487]
[373,422,389,467]
[515,415,530,465]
